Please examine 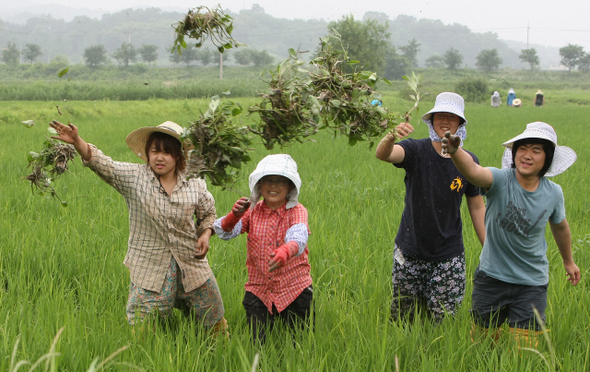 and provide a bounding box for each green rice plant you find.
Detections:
[1,99,590,370]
